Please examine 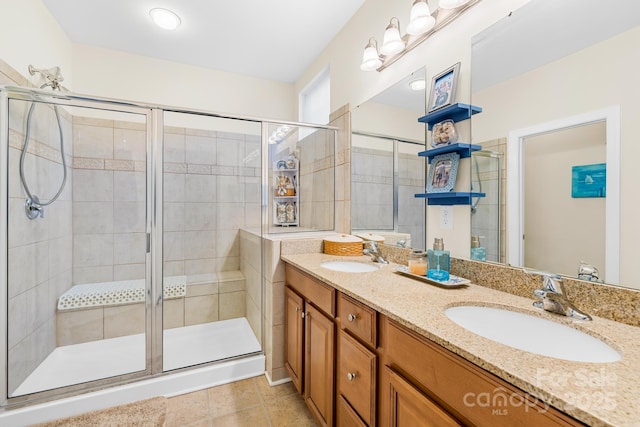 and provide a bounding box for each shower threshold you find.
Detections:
[13,317,261,397]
